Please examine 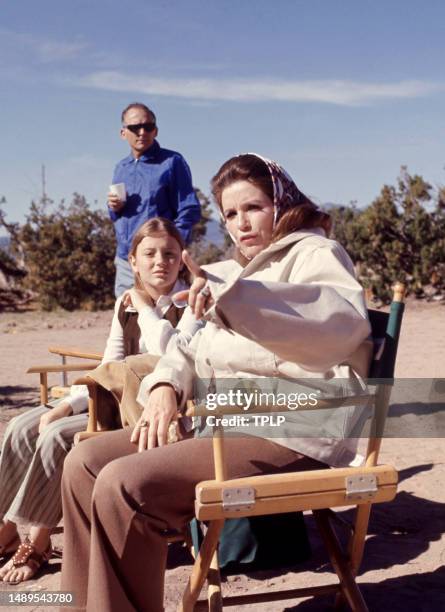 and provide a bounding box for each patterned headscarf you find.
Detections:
[247,153,307,226]
[218,153,315,256]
